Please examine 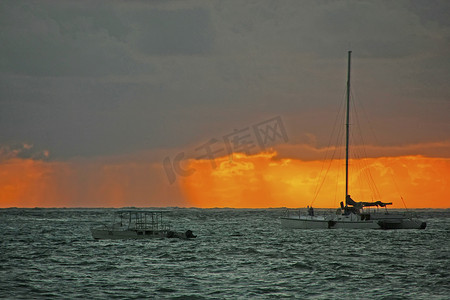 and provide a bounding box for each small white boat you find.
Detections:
[90,210,196,240]
[281,51,426,230]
